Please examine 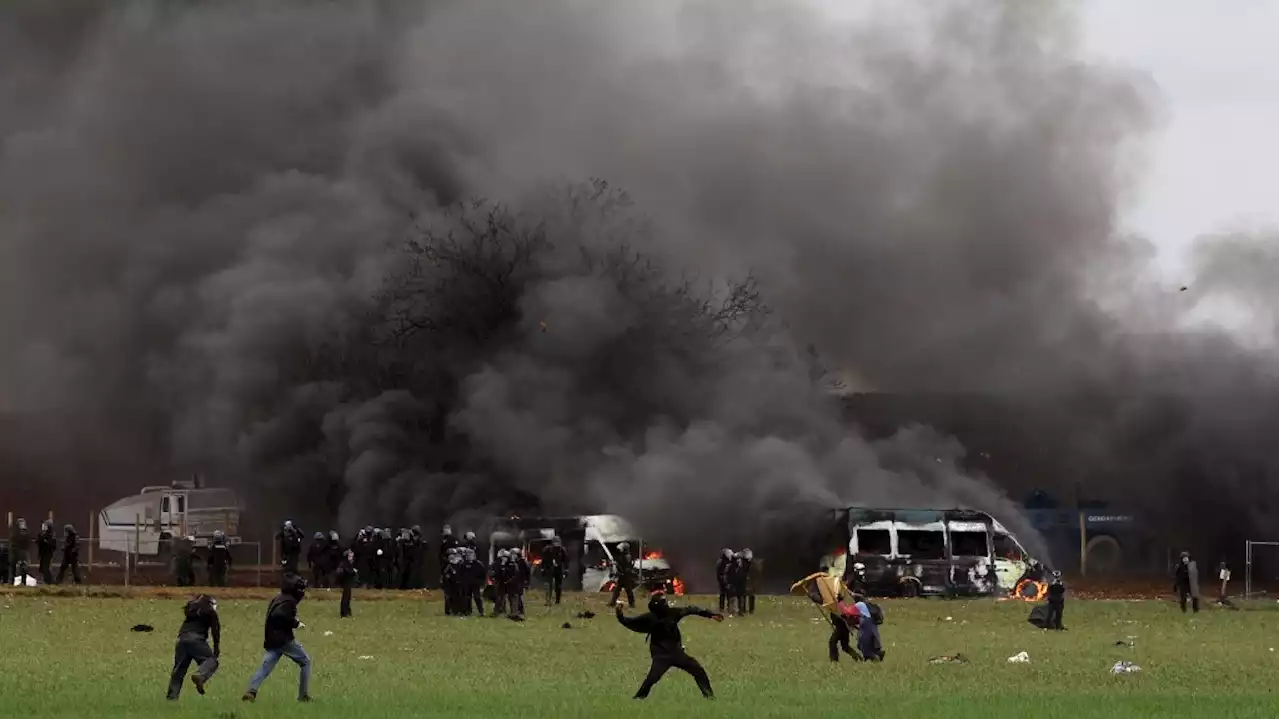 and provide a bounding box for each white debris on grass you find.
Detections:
[324,631,334,636]
[1007,651,1030,664]
[1111,661,1141,674]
